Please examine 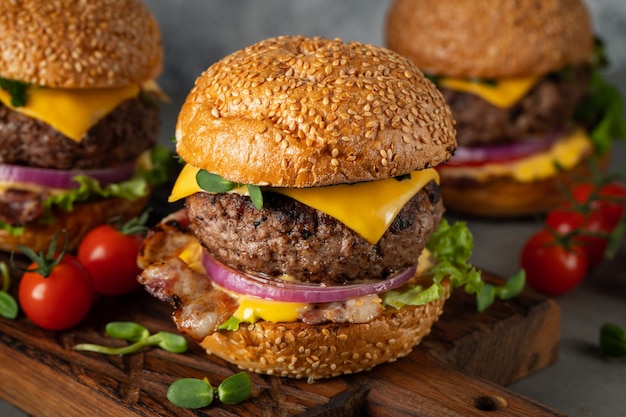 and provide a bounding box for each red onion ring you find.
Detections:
[0,162,136,189]
[202,251,417,303]
[447,129,562,166]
